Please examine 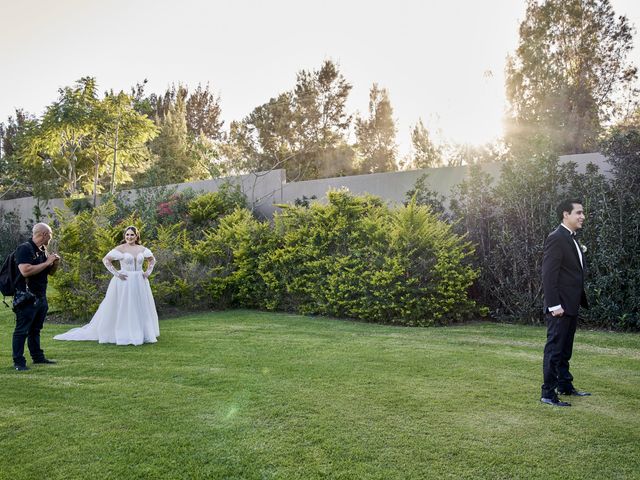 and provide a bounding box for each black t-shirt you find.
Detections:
[15,240,50,296]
